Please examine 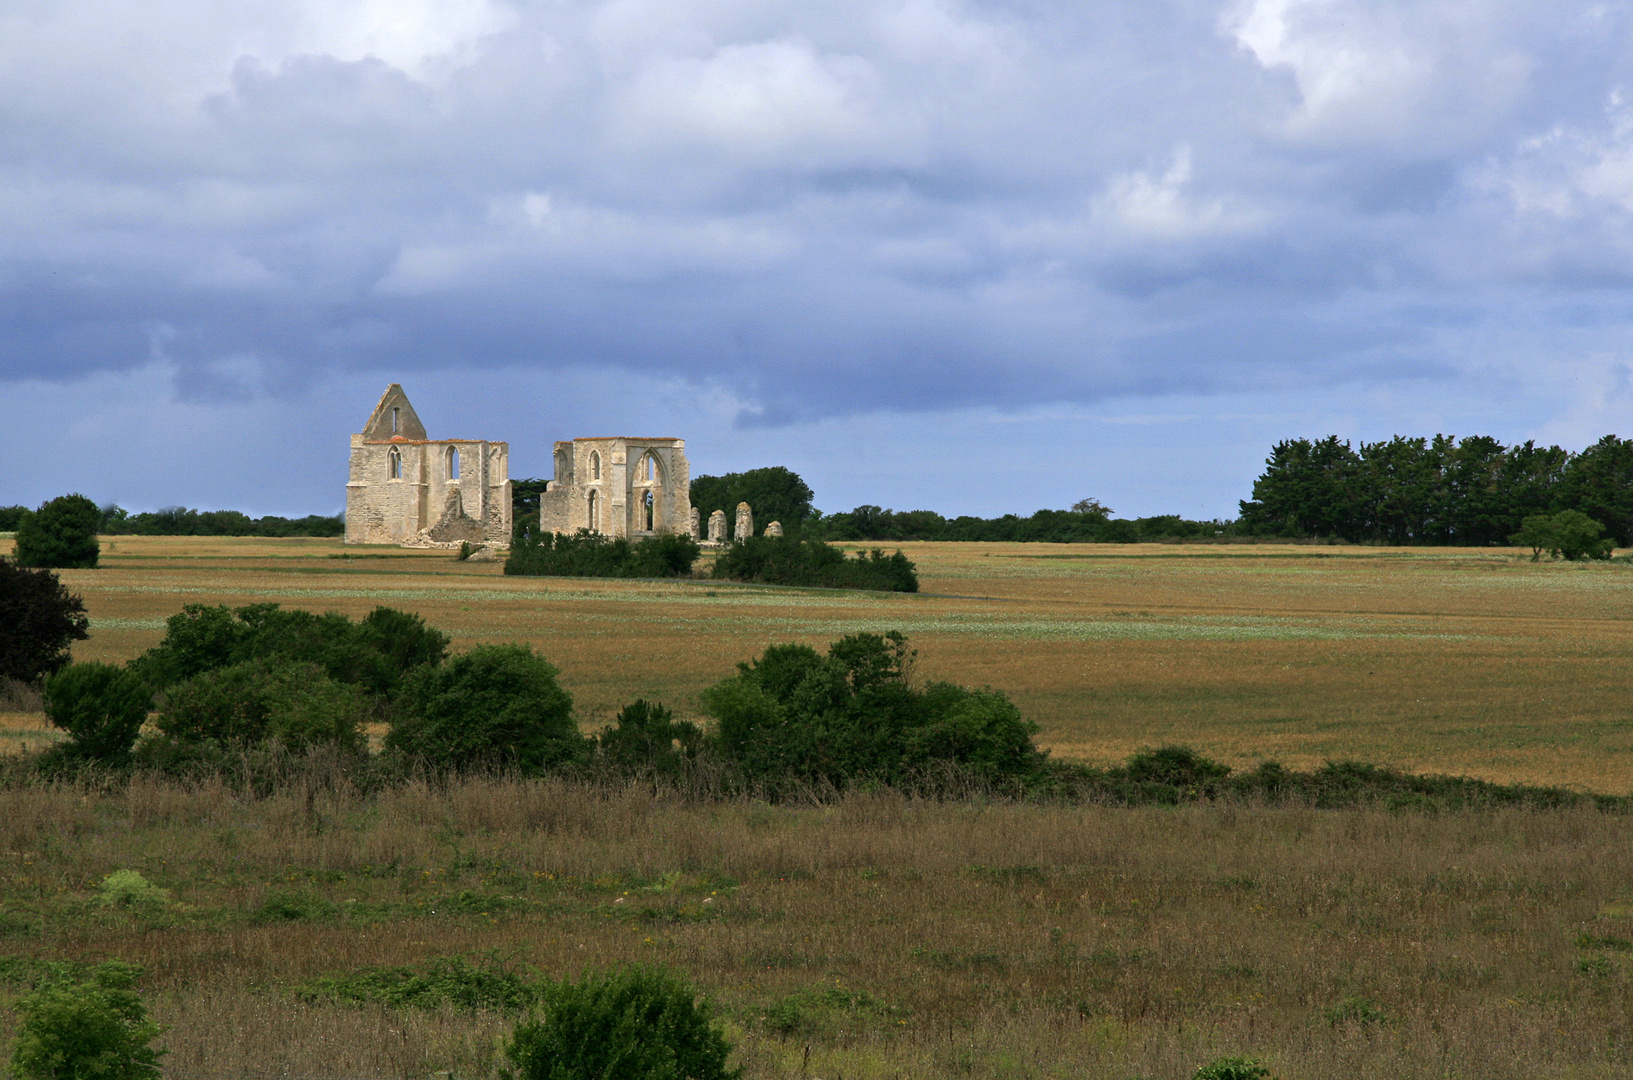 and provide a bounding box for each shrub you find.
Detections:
[701,631,1041,792]
[711,536,918,592]
[14,494,101,569]
[155,658,367,752]
[0,559,90,684]
[598,700,700,777]
[387,644,585,773]
[504,966,739,1080]
[9,960,163,1080]
[1193,1058,1275,1080]
[94,871,172,911]
[1124,745,1233,789]
[1324,994,1389,1027]
[300,955,546,1012]
[505,530,700,579]
[1510,510,1615,561]
[131,602,446,697]
[43,663,152,763]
